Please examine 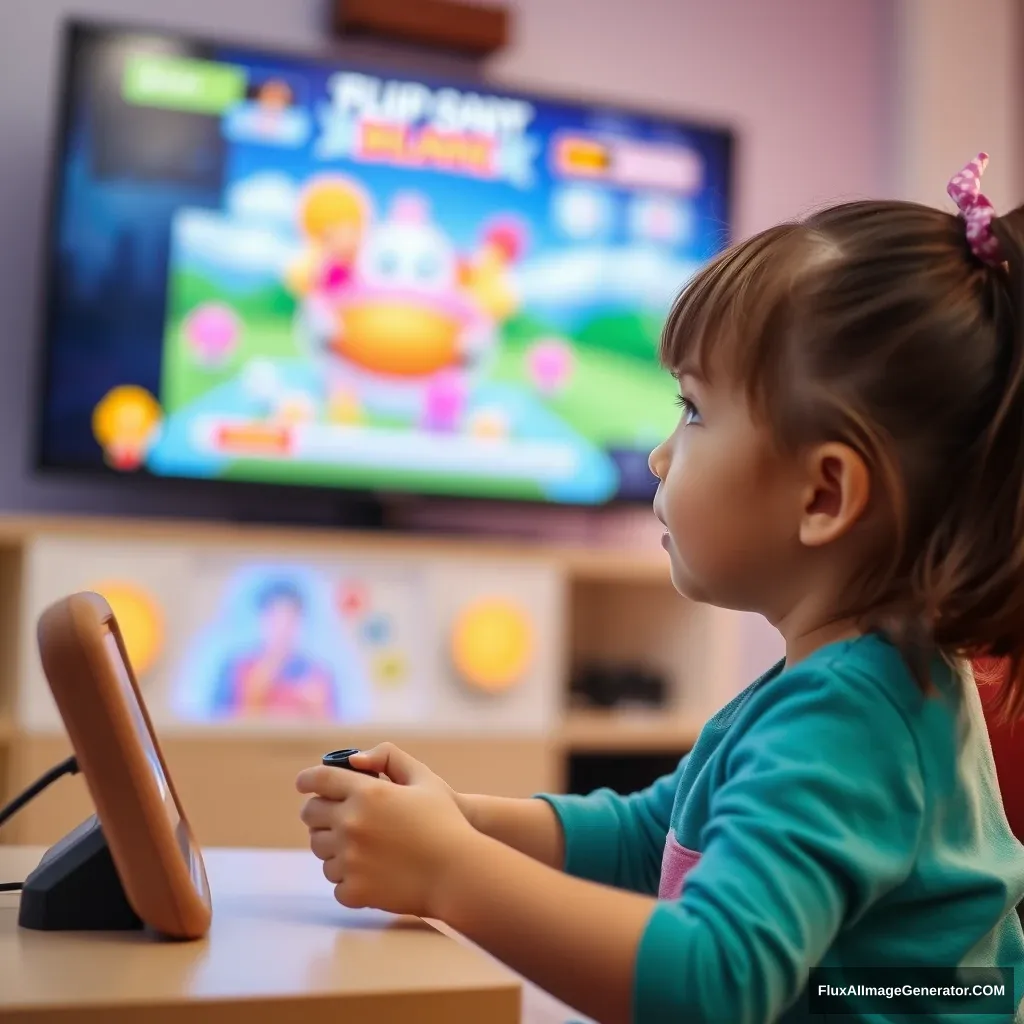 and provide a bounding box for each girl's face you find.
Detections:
[649,368,804,617]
